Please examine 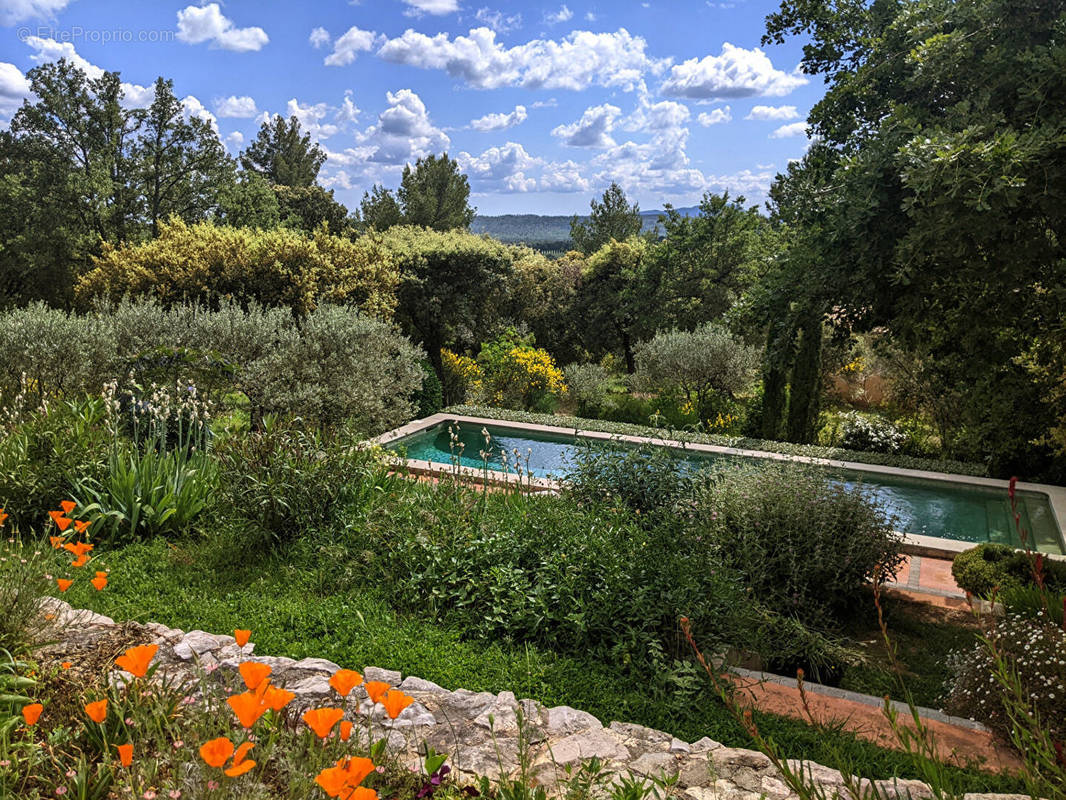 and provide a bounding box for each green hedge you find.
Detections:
[444,405,989,477]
